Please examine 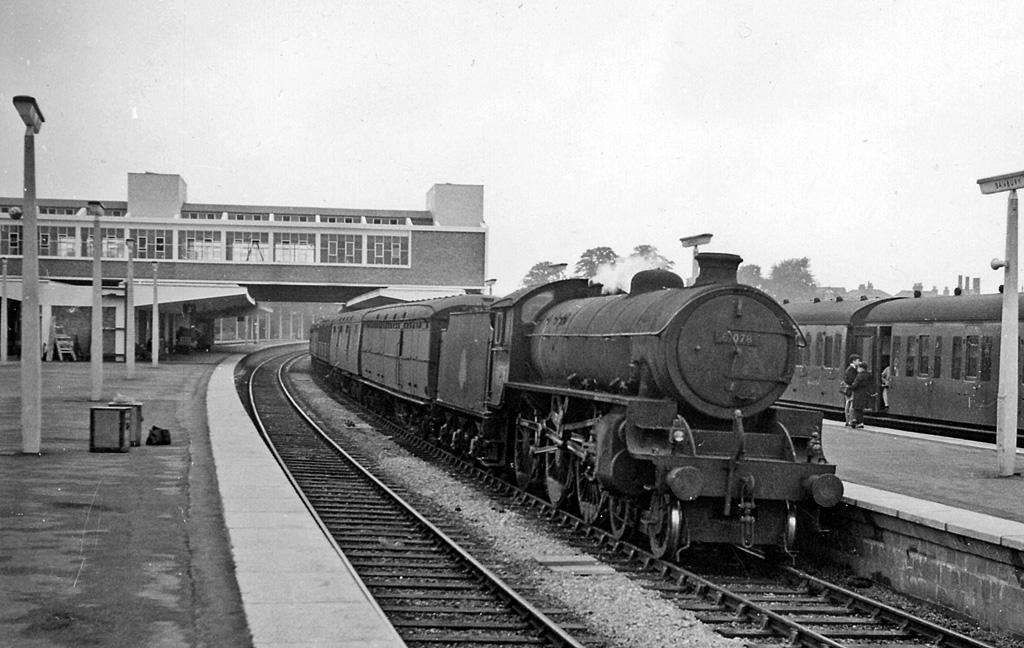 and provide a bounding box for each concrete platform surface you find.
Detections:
[0,347,405,648]
[822,420,1024,549]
